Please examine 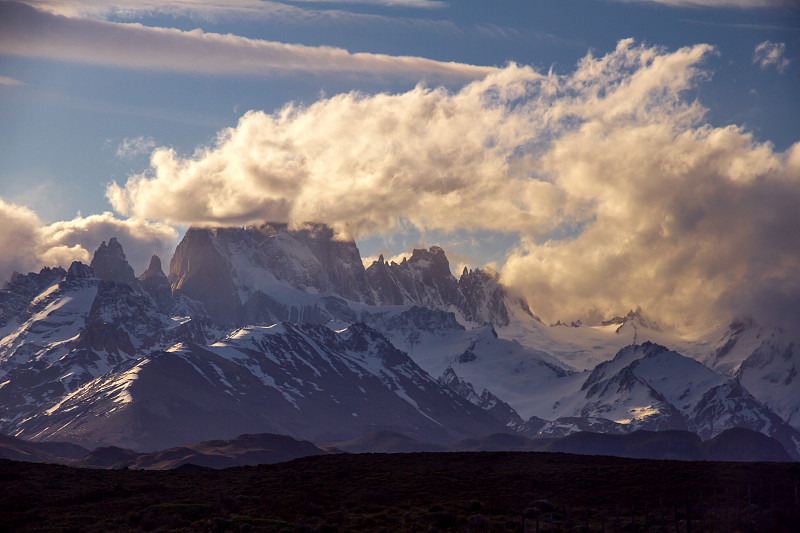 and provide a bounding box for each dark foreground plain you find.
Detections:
[1,452,798,532]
